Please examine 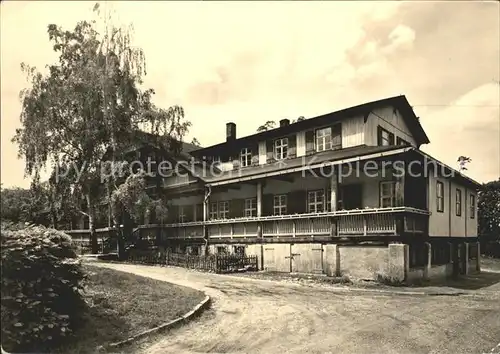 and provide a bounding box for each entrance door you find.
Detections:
[339,184,363,210]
